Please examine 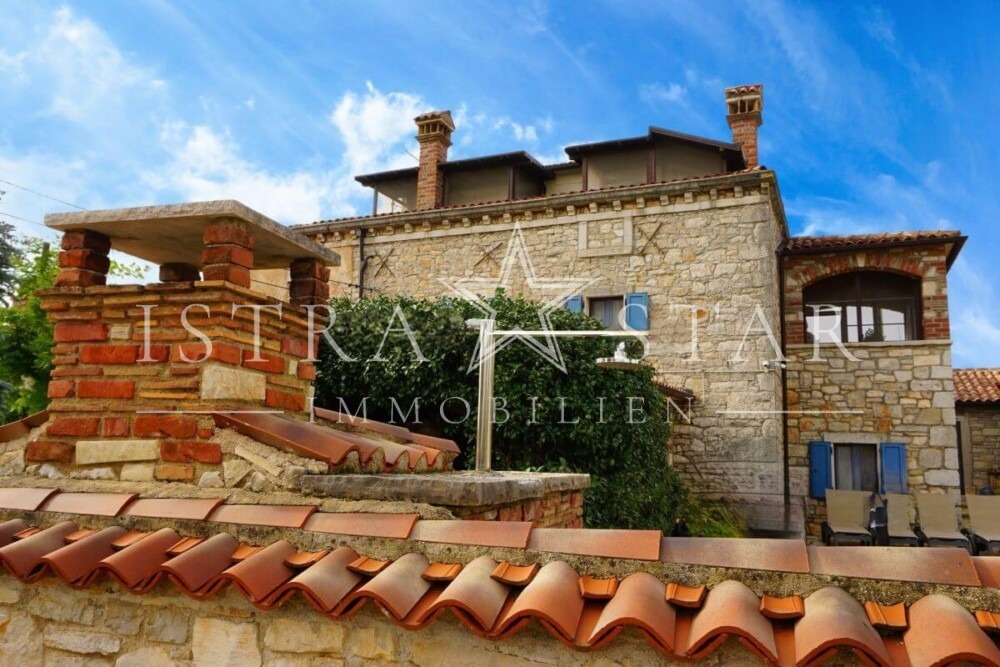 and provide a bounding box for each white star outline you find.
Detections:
[438,222,597,373]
